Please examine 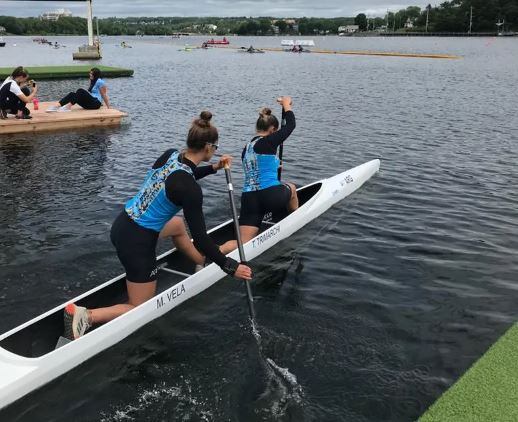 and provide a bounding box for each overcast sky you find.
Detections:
[0,1,430,18]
